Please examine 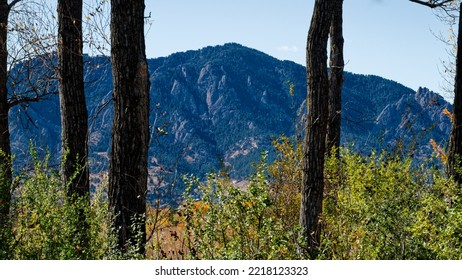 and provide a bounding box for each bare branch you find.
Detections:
[409,0,453,8]
[8,0,21,9]
[8,95,41,108]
